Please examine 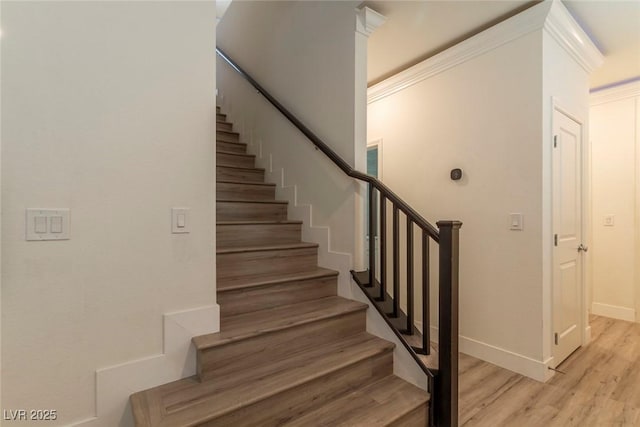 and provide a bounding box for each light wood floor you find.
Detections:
[458,315,640,426]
